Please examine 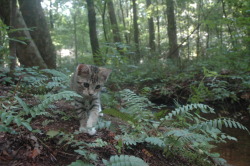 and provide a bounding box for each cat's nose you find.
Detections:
[89,93,94,96]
